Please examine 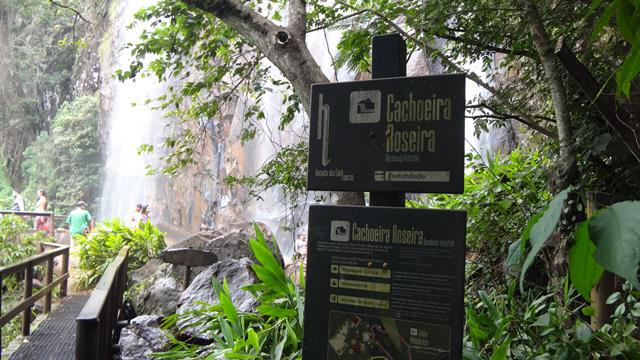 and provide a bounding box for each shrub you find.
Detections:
[154,225,304,359]
[0,214,49,348]
[75,219,166,289]
[0,214,48,267]
[464,279,640,359]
